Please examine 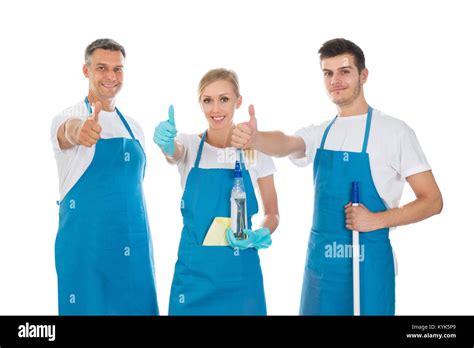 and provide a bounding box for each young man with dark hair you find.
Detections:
[231,38,442,315]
